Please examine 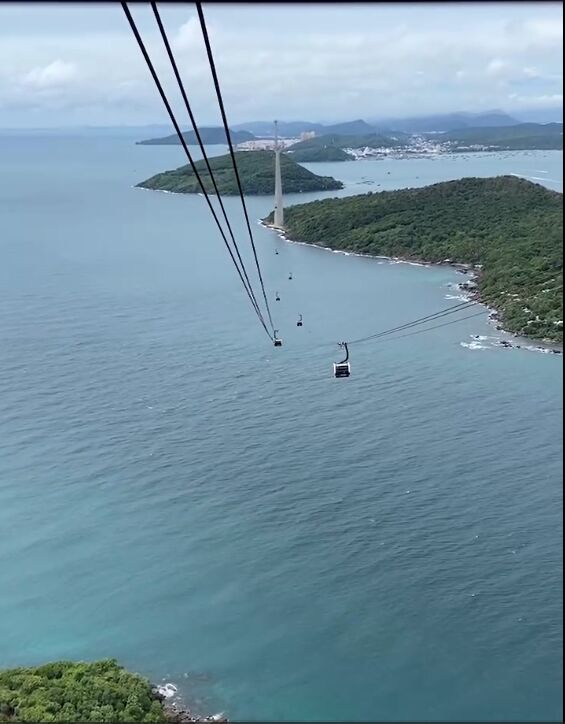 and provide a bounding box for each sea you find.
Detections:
[0,132,562,722]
